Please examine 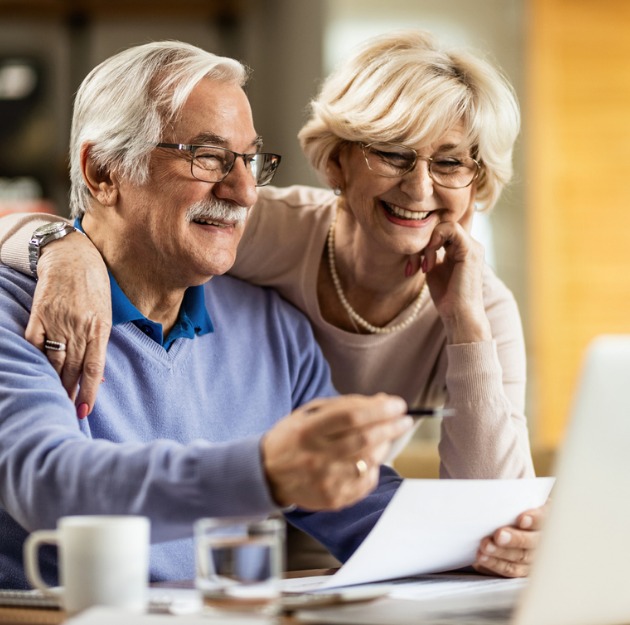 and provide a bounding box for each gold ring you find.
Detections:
[355,459,368,478]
